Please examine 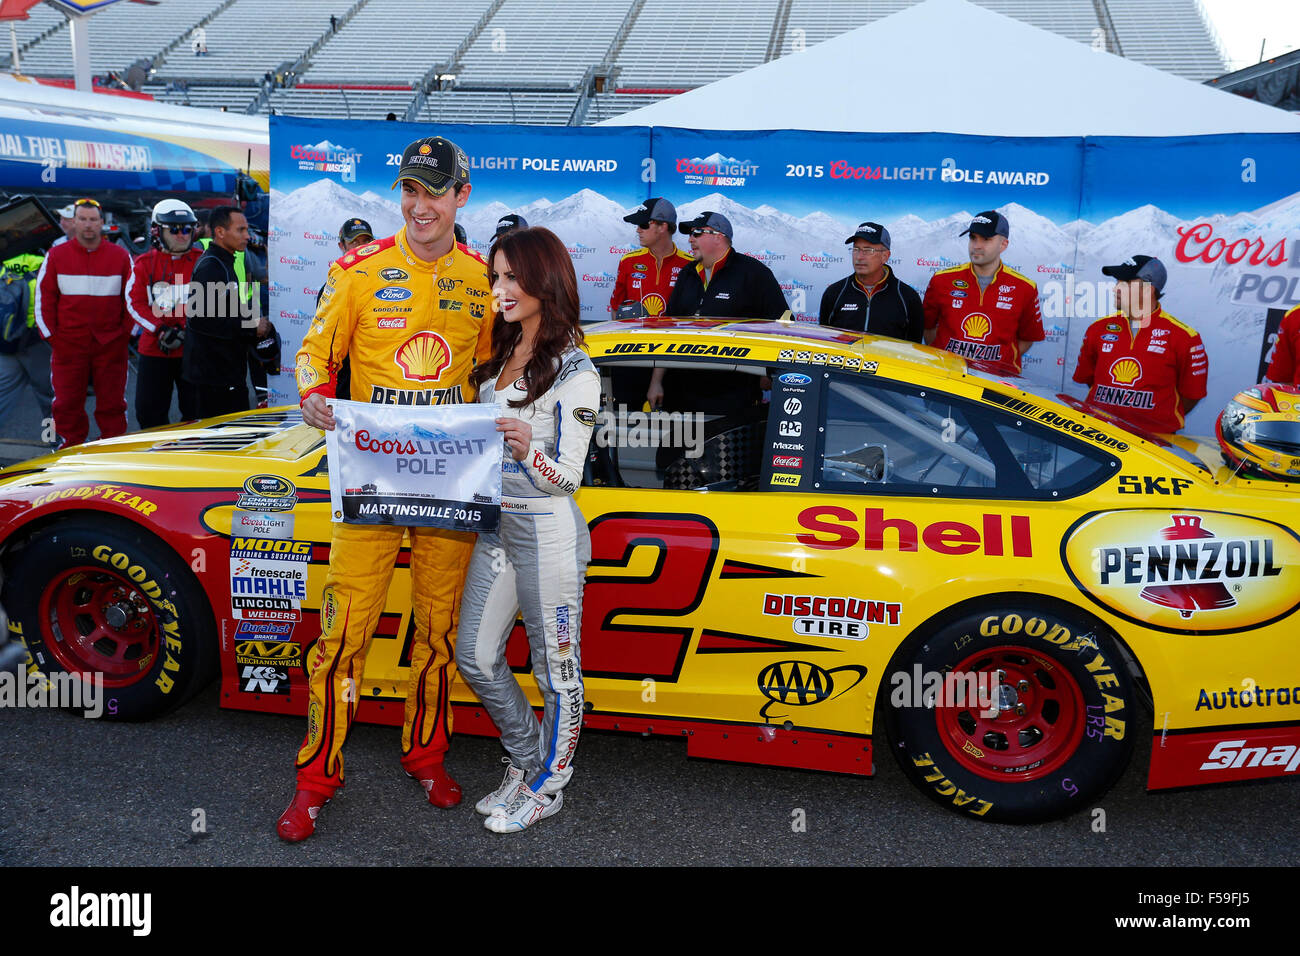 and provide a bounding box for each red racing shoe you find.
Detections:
[410,763,463,808]
[277,789,331,842]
